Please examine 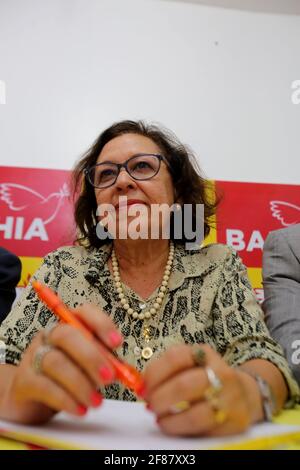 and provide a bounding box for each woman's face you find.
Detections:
[94,133,175,239]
